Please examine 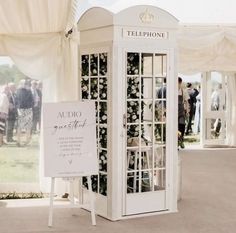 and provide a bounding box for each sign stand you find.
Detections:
[42,101,98,227]
[48,176,96,227]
